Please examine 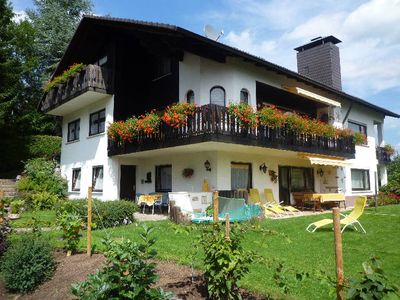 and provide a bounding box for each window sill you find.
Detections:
[66,140,79,145]
[87,132,105,139]
[352,190,372,194]
[69,191,81,194]
[93,191,103,194]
